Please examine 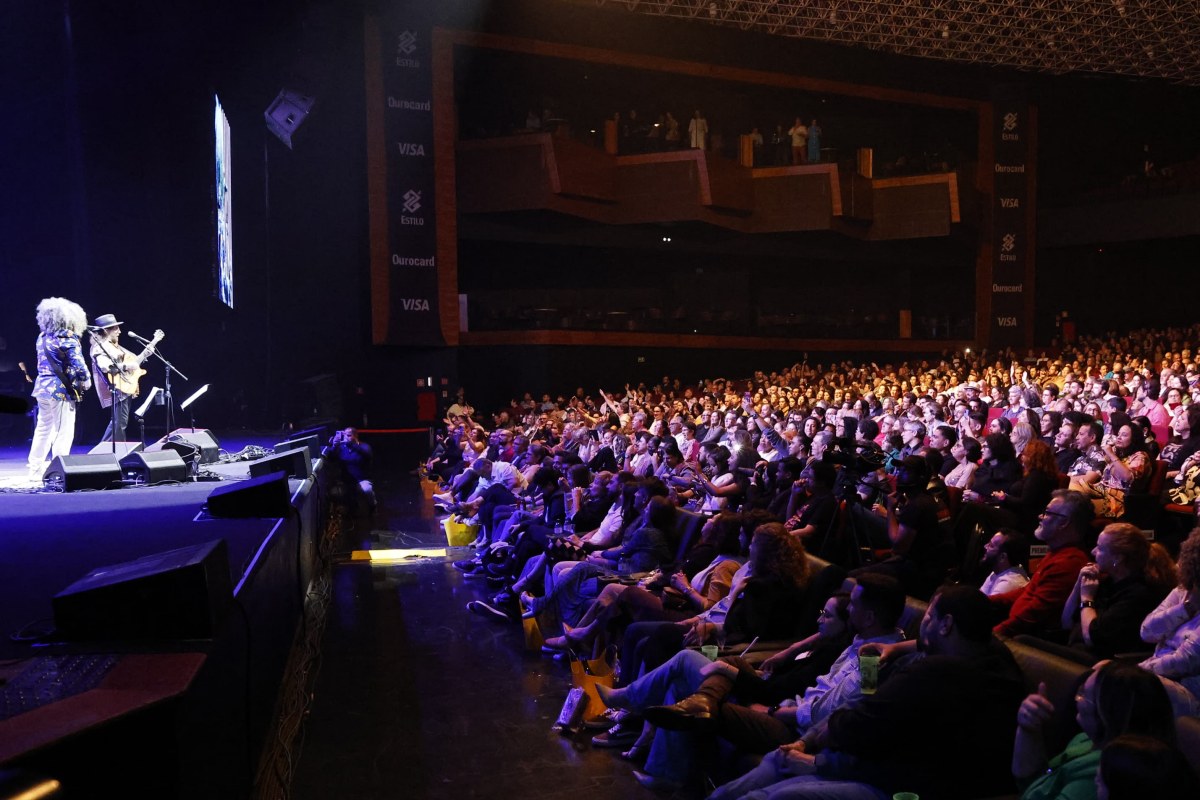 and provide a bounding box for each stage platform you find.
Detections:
[0,432,333,798]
